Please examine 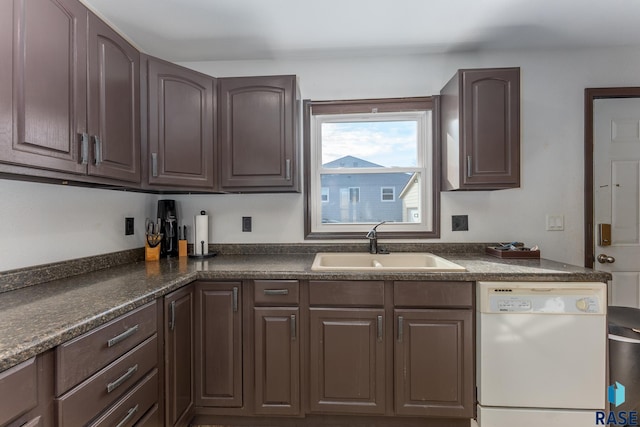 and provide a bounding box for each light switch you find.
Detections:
[546,214,564,231]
